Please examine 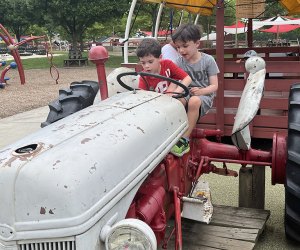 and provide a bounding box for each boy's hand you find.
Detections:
[190,87,205,96]
[165,92,175,97]
[173,86,184,94]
